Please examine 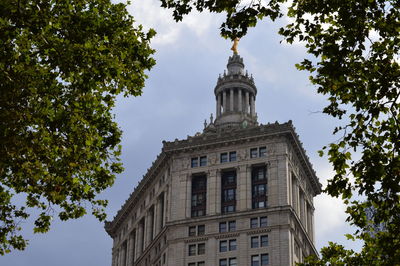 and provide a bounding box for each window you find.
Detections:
[220,153,228,163]
[191,158,199,168]
[220,259,227,266]
[189,225,205,236]
[191,175,207,217]
[259,147,266,157]
[260,235,268,247]
[192,156,207,167]
[260,217,268,227]
[229,151,237,162]
[221,258,237,266]
[229,239,237,251]
[221,171,237,213]
[189,263,196,266]
[189,226,196,236]
[250,148,258,158]
[228,221,236,231]
[189,244,196,256]
[261,254,269,265]
[198,243,205,255]
[251,235,268,248]
[220,240,236,252]
[198,225,205,235]
[200,156,207,167]
[220,240,228,252]
[251,255,260,266]
[221,151,237,163]
[252,166,267,209]
[250,217,268,228]
[198,262,205,266]
[251,236,259,248]
[220,222,227,233]
[220,221,235,233]
[251,218,258,228]
[252,254,269,266]
[250,146,267,158]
